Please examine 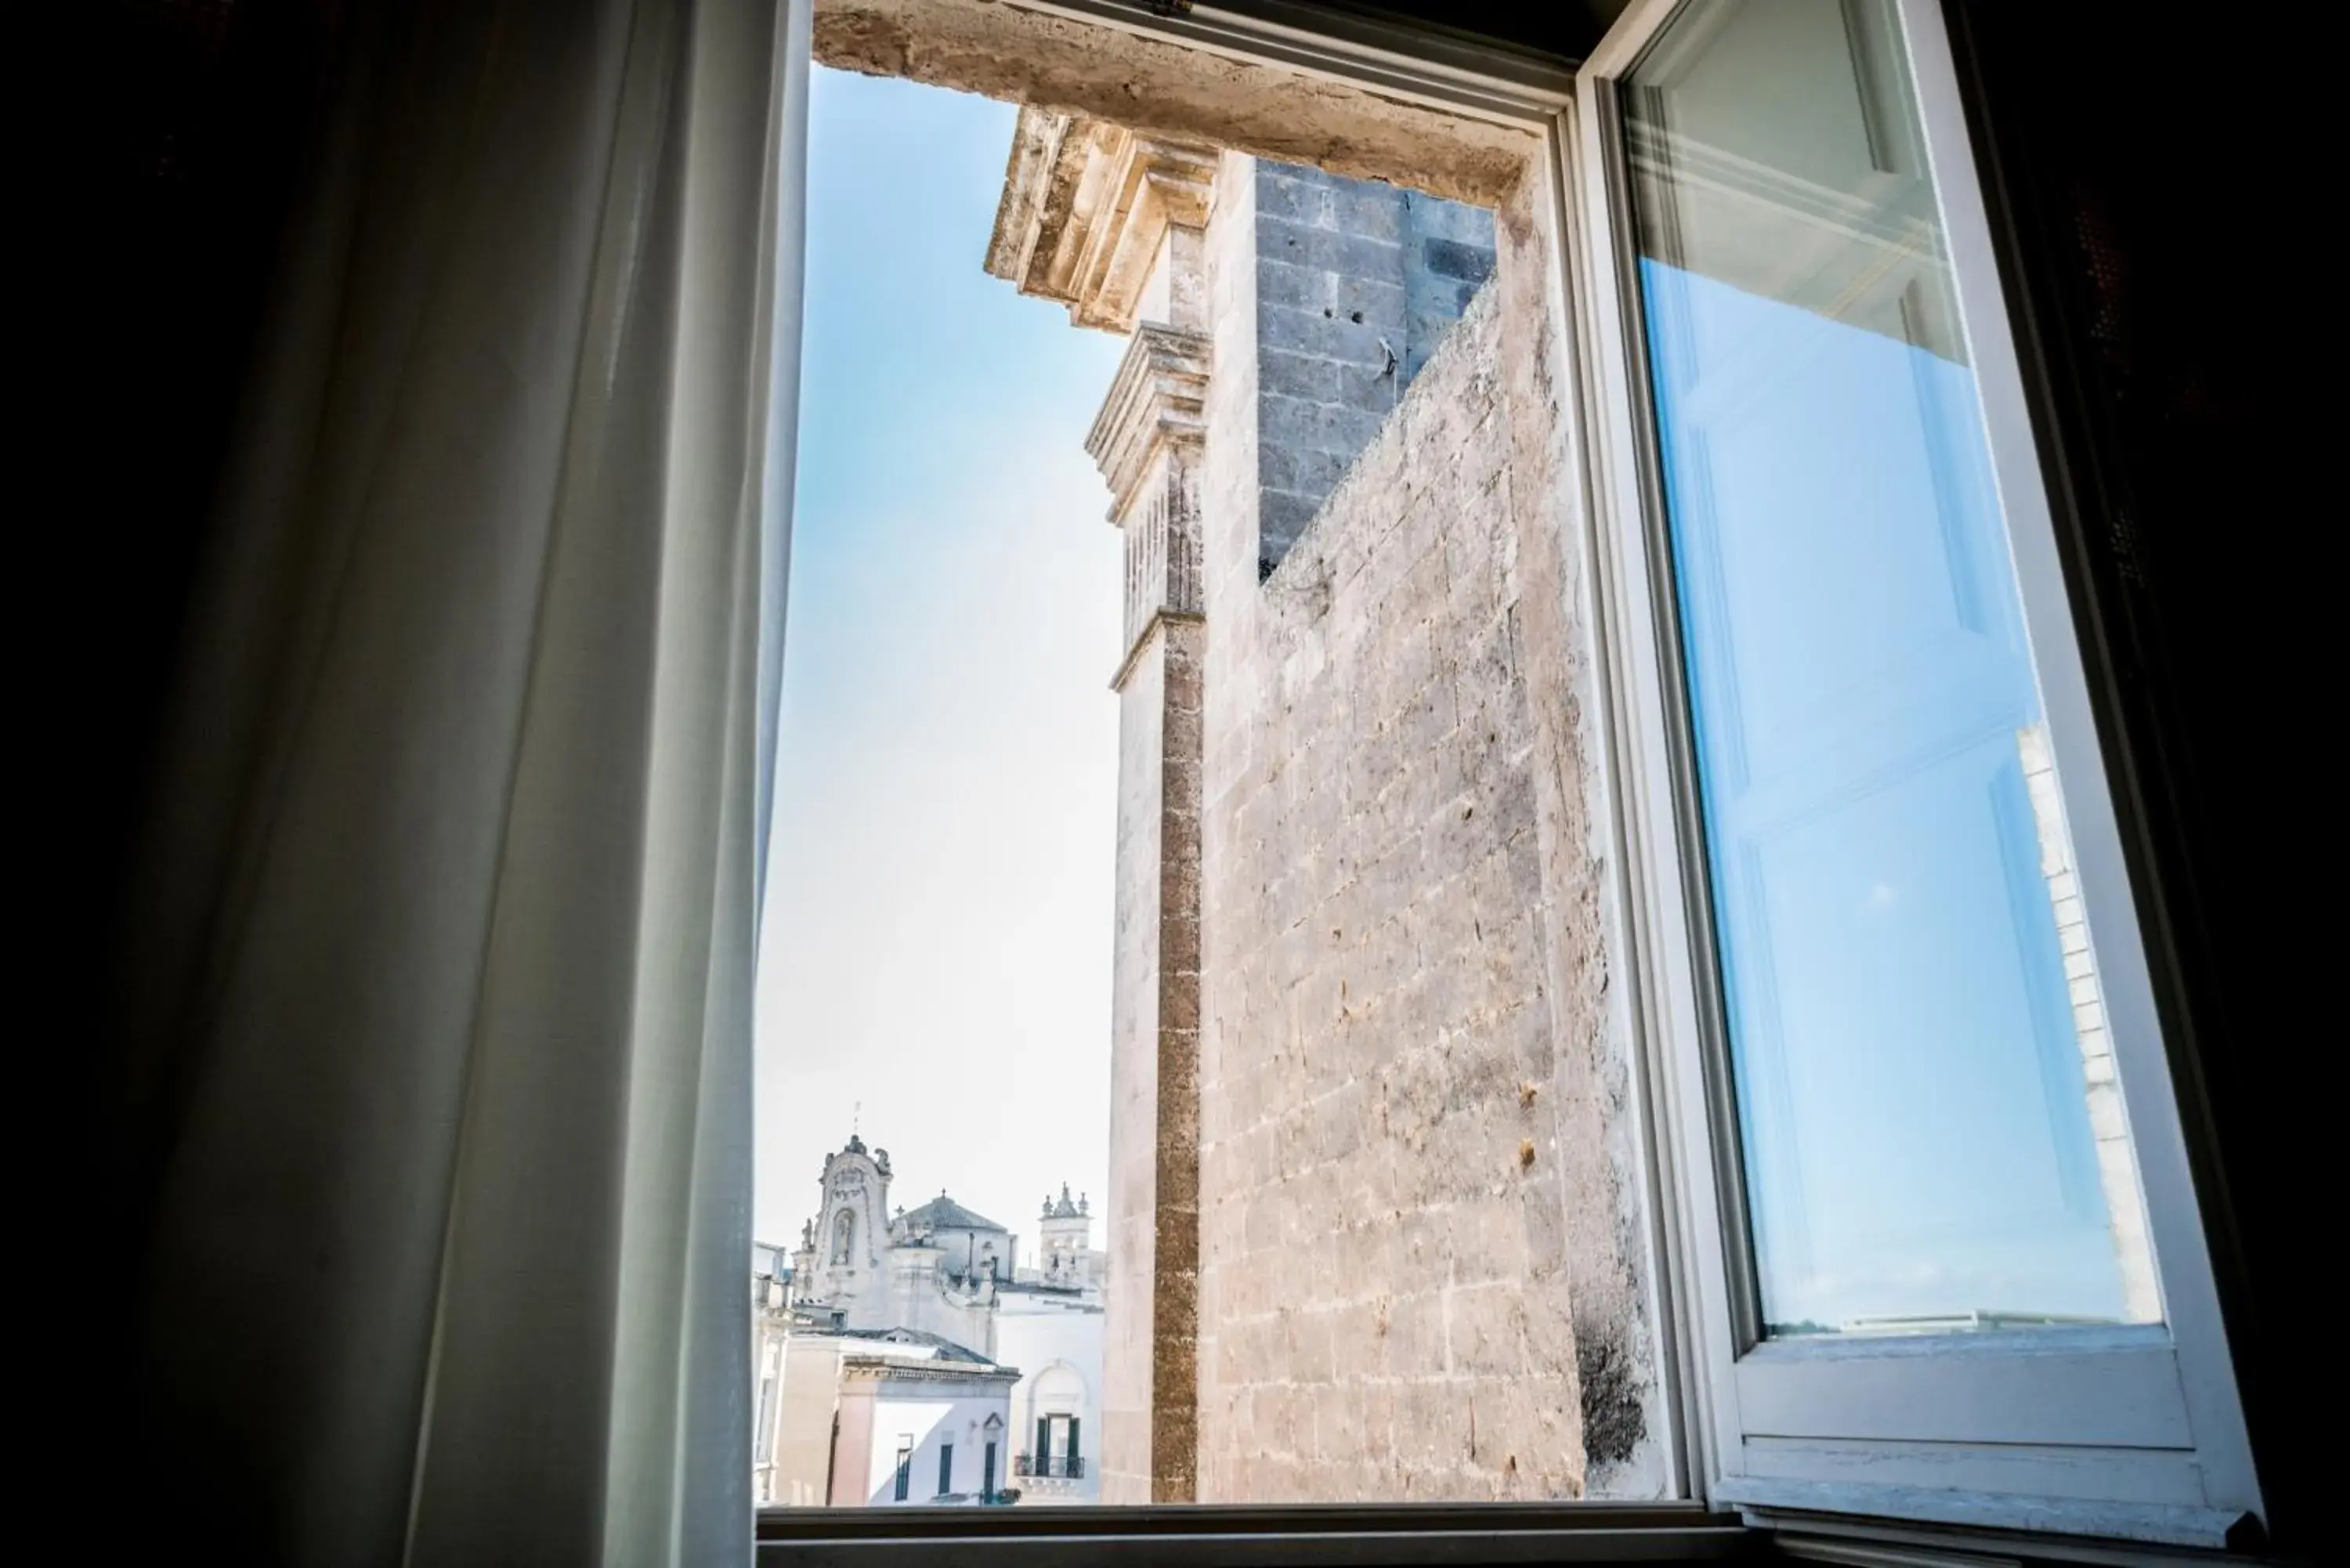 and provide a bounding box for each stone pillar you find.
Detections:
[1090,314,1209,1505]
[986,110,1217,1505]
